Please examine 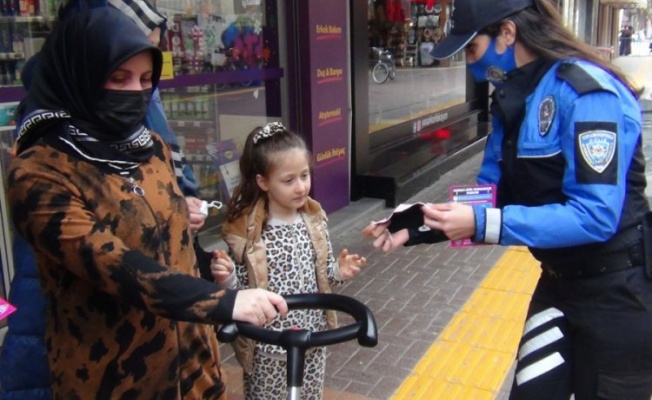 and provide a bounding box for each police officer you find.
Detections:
[363,0,652,399]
